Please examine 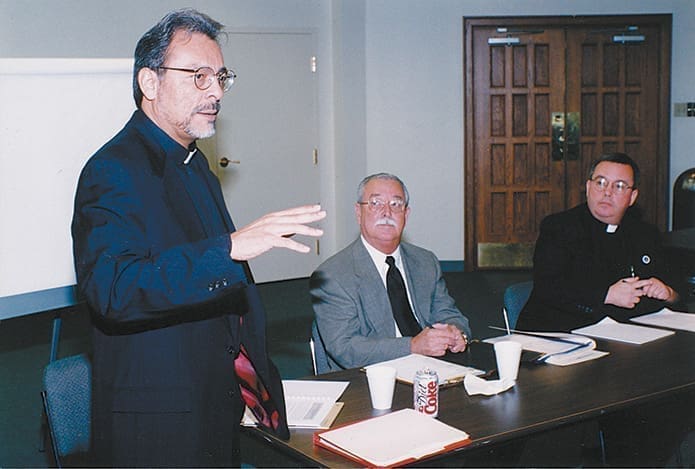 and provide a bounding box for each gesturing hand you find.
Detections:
[230,204,326,261]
